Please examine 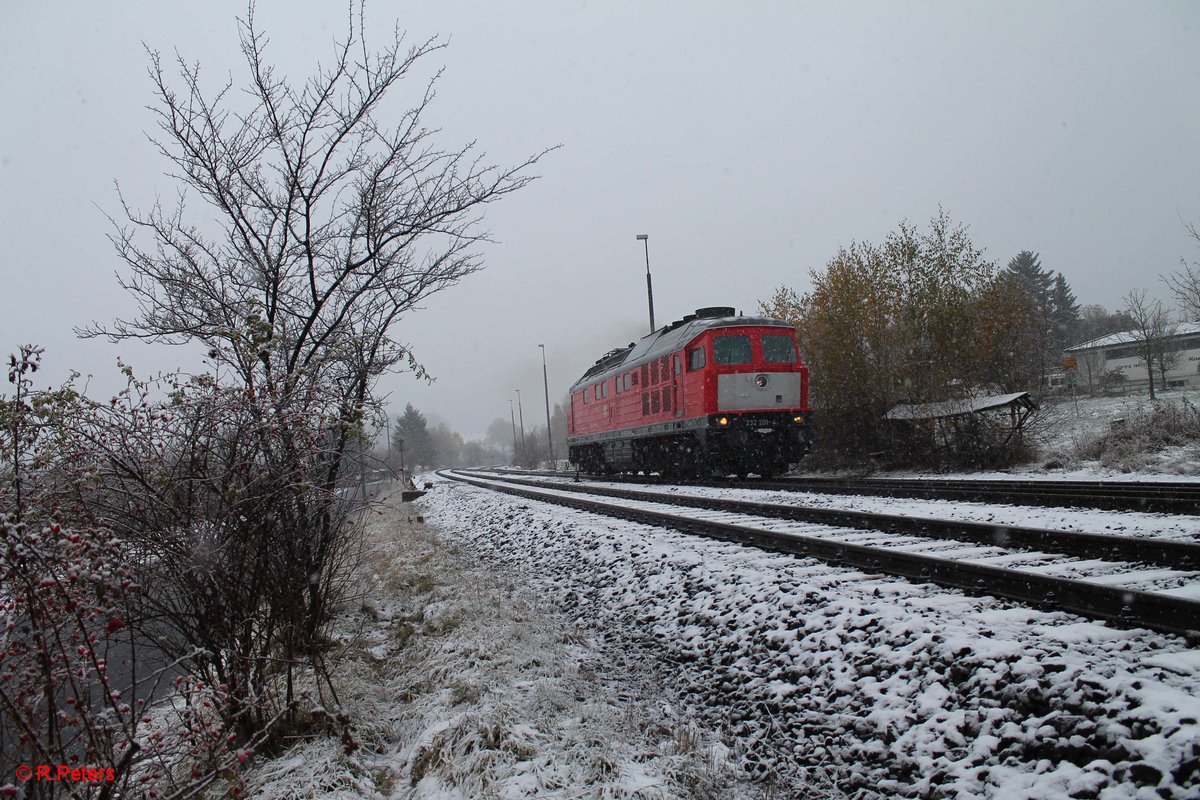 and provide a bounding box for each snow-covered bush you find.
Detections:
[2,345,360,793]
[1075,397,1200,471]
[0,514,143,794]
[51,366,365,748]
